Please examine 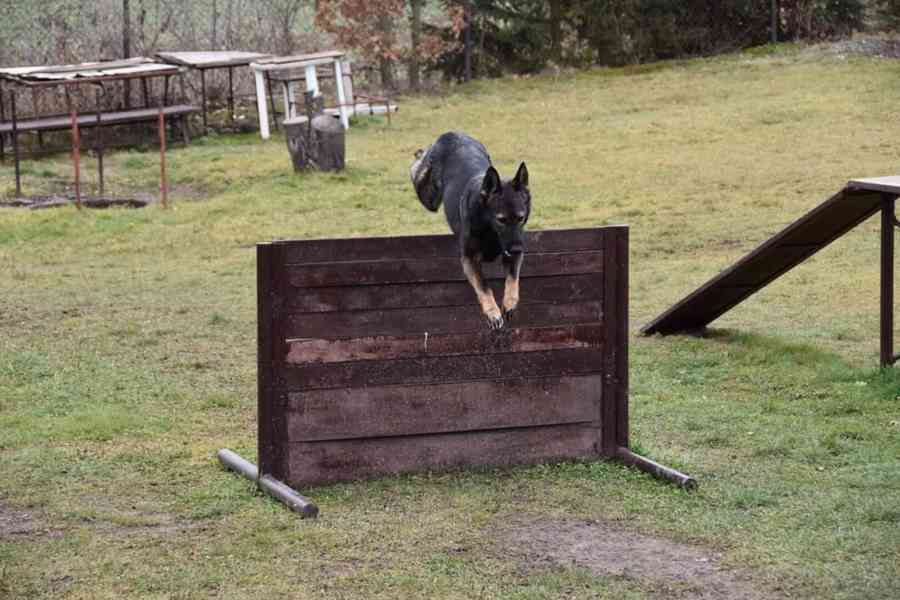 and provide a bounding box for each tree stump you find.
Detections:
[284,92,345,172]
